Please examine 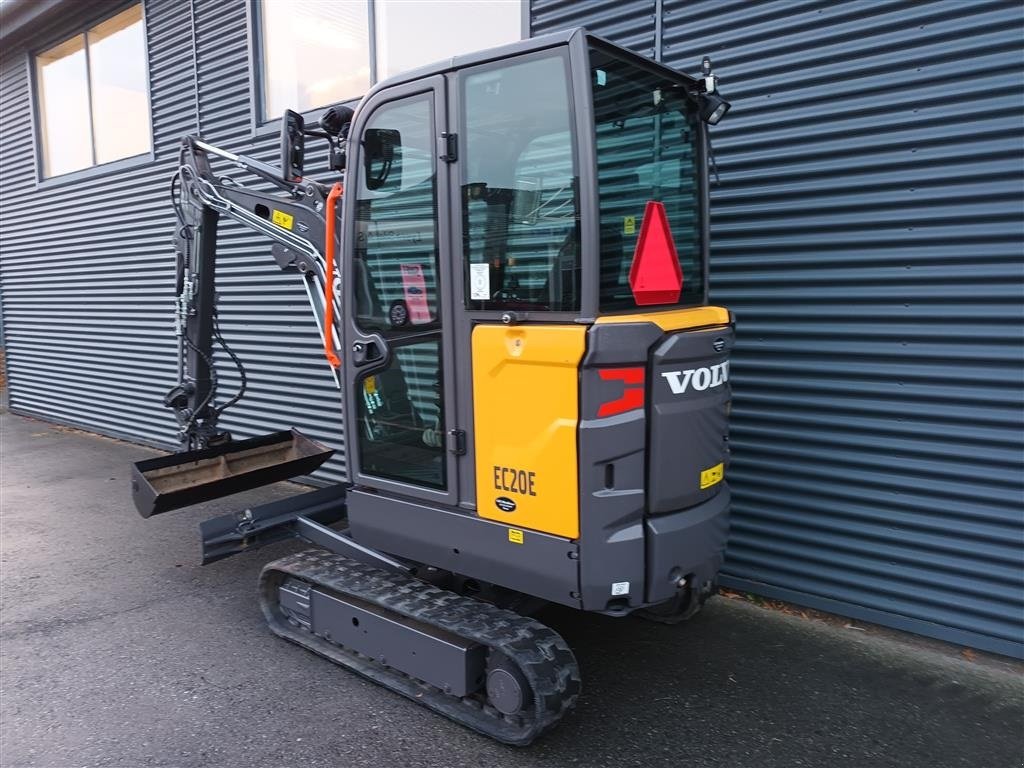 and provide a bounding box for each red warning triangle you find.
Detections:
[628,201,683,306]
